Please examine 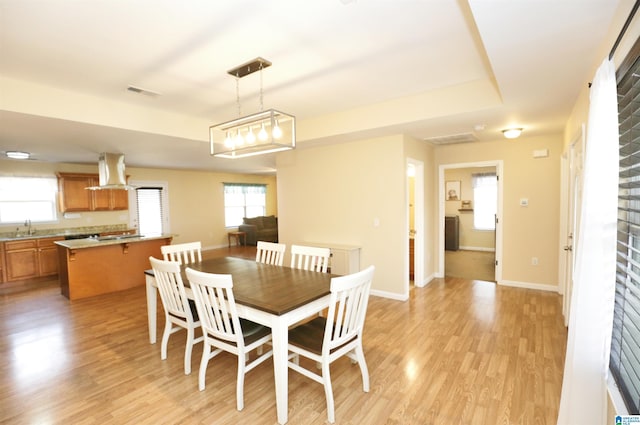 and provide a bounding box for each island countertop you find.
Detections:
[54,234,174,250]
[57,234,173,300]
